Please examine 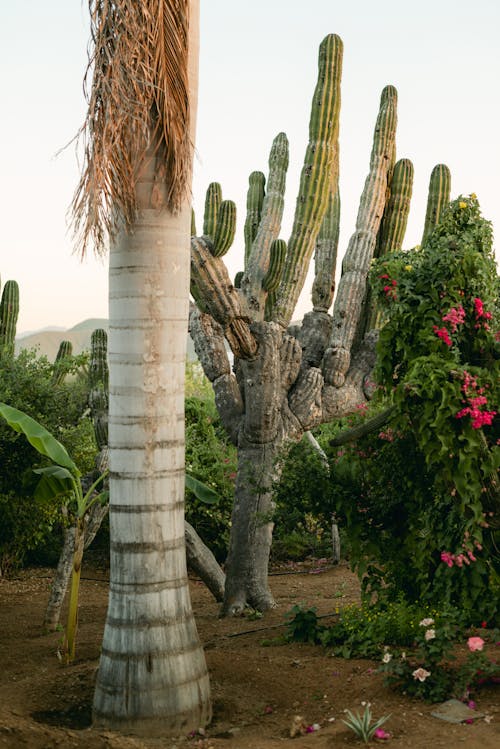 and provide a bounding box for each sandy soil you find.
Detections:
[0,557,498,748]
